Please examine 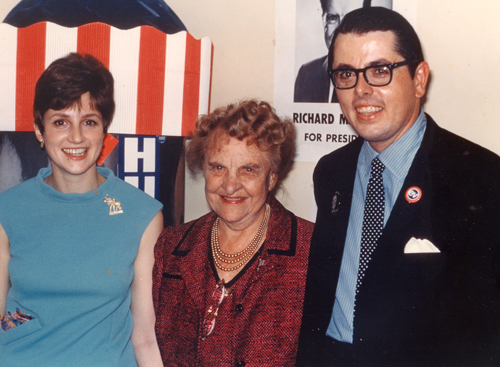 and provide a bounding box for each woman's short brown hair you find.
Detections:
[186,100,296,186]
[33,52,115,134]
